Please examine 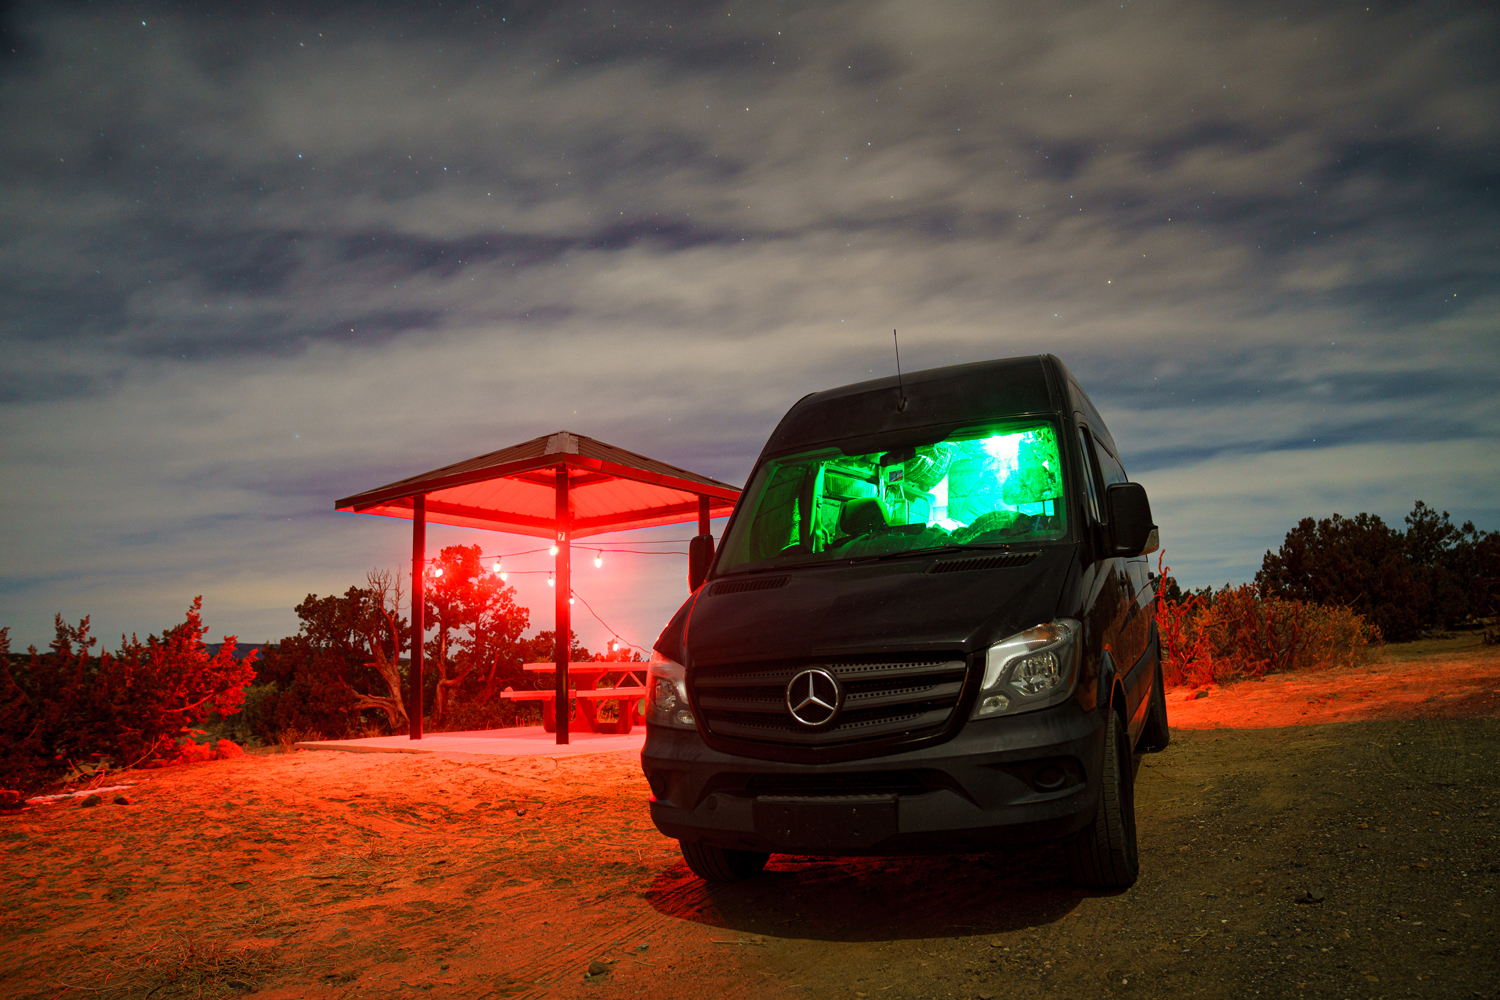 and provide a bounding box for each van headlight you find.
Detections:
[646,651,697,729]
[970,619,1081,719]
